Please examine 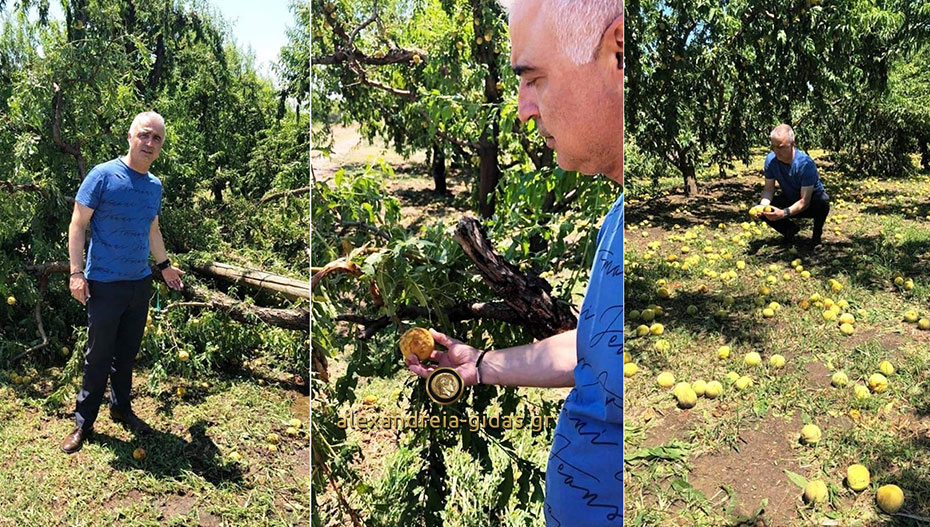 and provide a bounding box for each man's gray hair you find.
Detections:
[129,111,166,135]
[500,0,622,65]
[770,123,795,144]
